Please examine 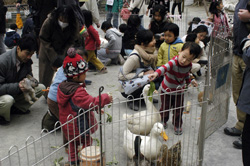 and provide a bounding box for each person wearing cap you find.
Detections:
[0,34,45,125]
[57,47,113,165]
